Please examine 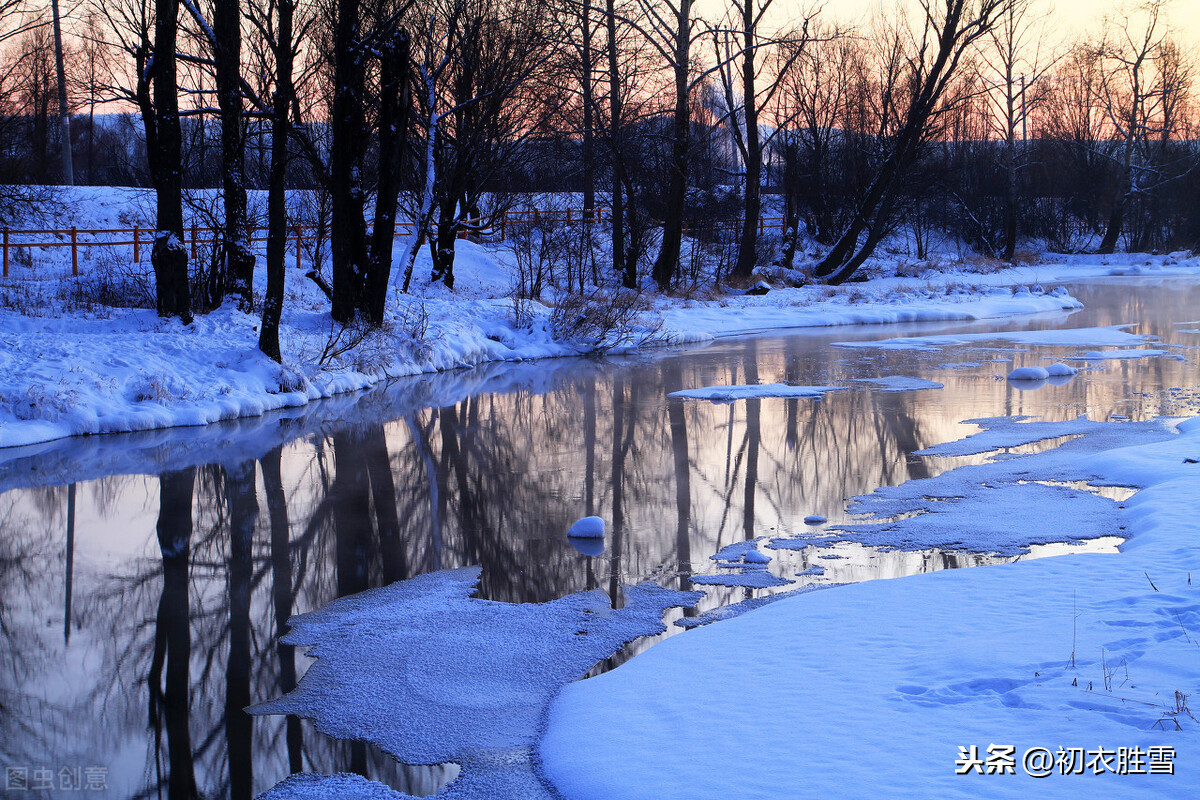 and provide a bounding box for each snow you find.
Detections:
[540,415,1200,800]
[1046,362,1080,376]
[1065,349,1182,361]
[6,188,1194,450]
[7,188,1200,798]
[834,325,1152,352]
[915,415,1102,458]
[1009,365,1051,381]
[742,549,771,564]
[689,570,791,589]
[668,383,844,402]
[250,567,700,800]
[566,515,605,539]
[853,375,944,392]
